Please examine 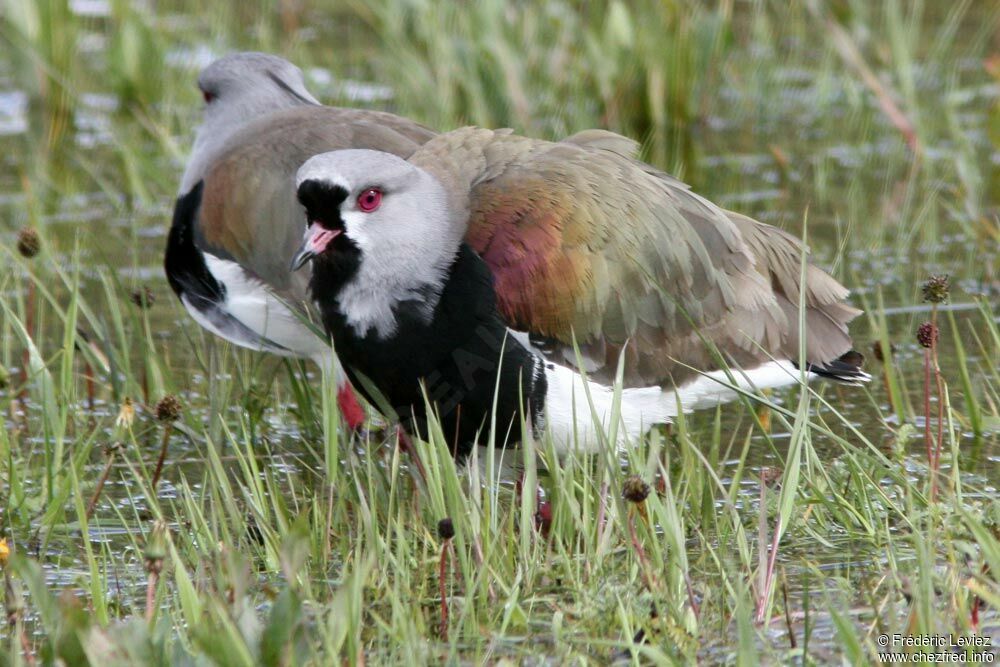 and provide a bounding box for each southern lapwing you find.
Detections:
[164,53,435,428]
[290,127,868,456]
